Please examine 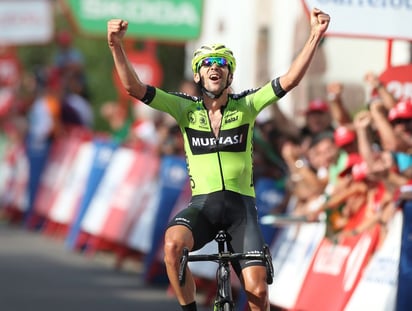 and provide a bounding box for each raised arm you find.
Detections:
[107,19,147,100]
[279,8,330,92]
